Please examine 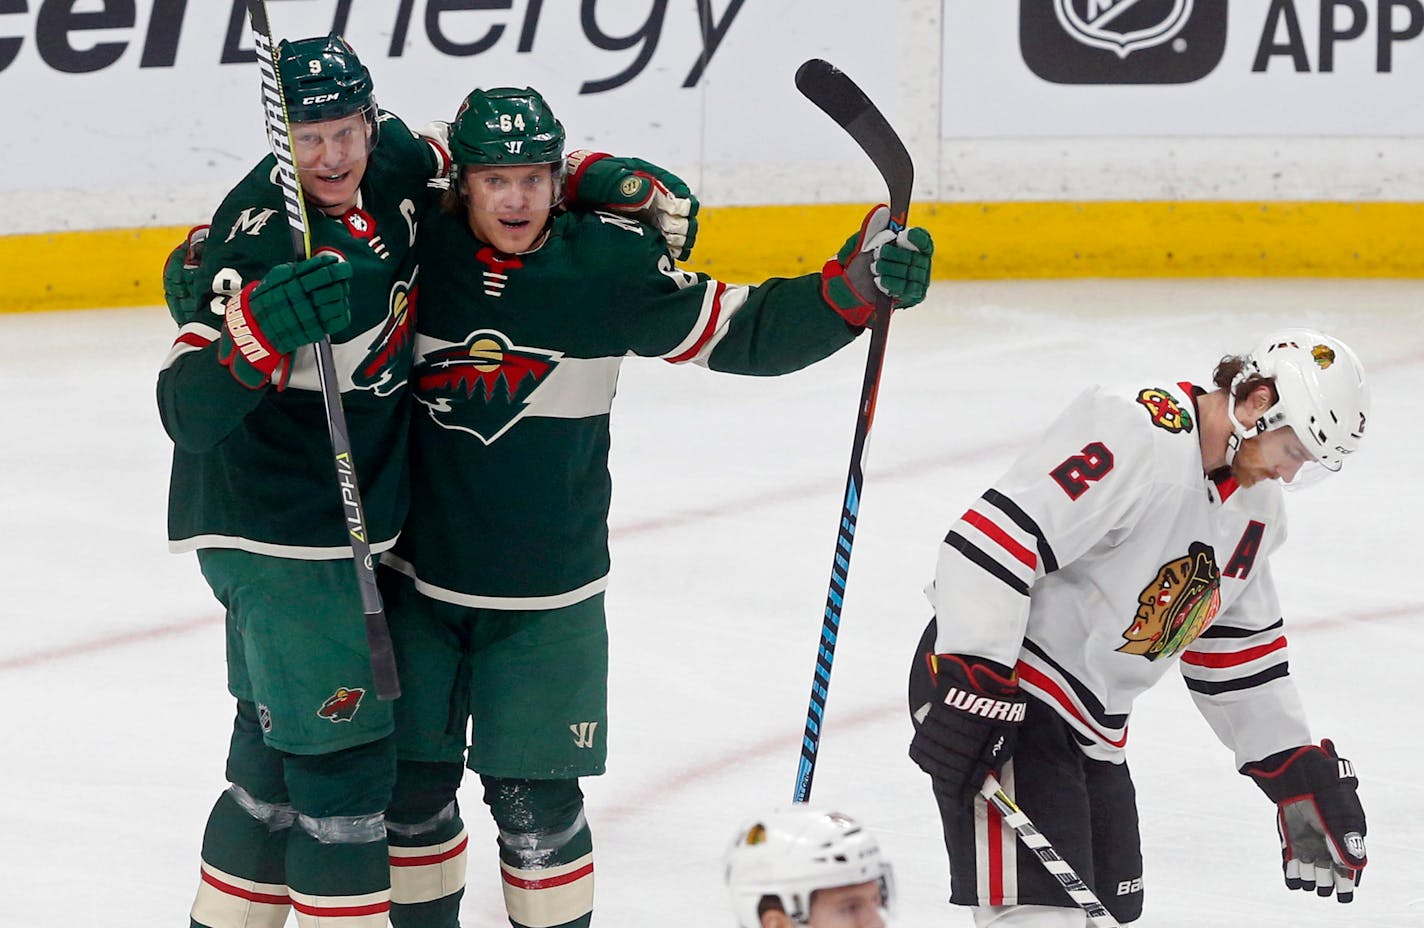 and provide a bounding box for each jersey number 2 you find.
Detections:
[1050,442,1114,500]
